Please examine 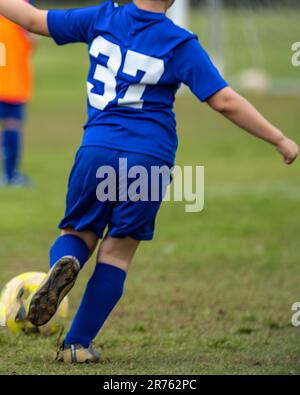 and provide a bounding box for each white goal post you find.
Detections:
[168,0,224,73]
[168,0,190,29]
